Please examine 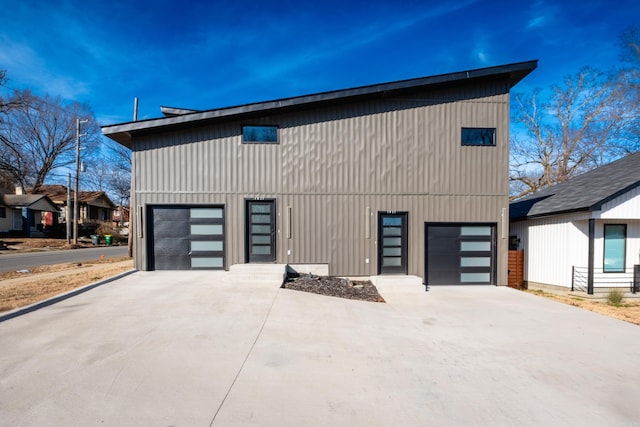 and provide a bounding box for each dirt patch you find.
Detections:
[282,273,385,303]
[0,237,99,253]
[526,290,640,326]
[0,256,132,280]
[0,258,133,313]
